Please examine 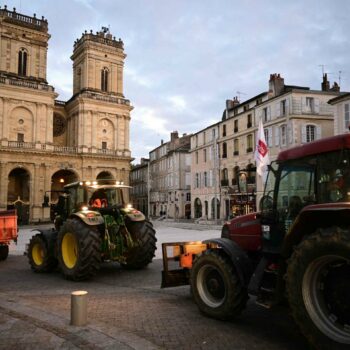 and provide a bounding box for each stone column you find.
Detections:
[0,161,8,209]
[2,98,9,140]
[117,64,123,95]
